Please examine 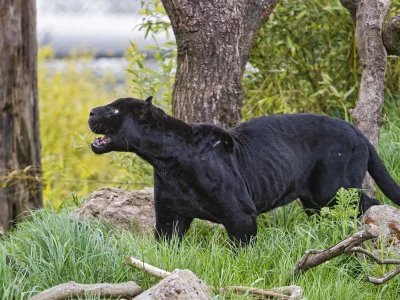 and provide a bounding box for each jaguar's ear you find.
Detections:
[140,97,155,124]
[213,128,234,153]
[140,102,152,124]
